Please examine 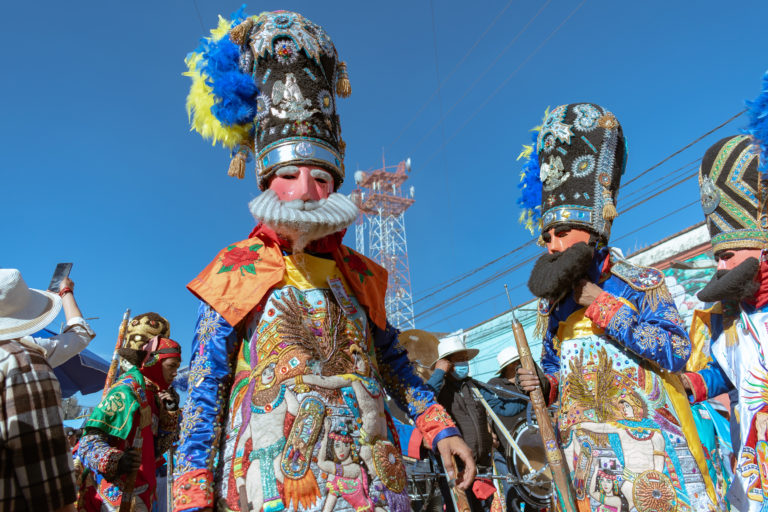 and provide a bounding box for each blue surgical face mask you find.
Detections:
[451,362,470,379]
